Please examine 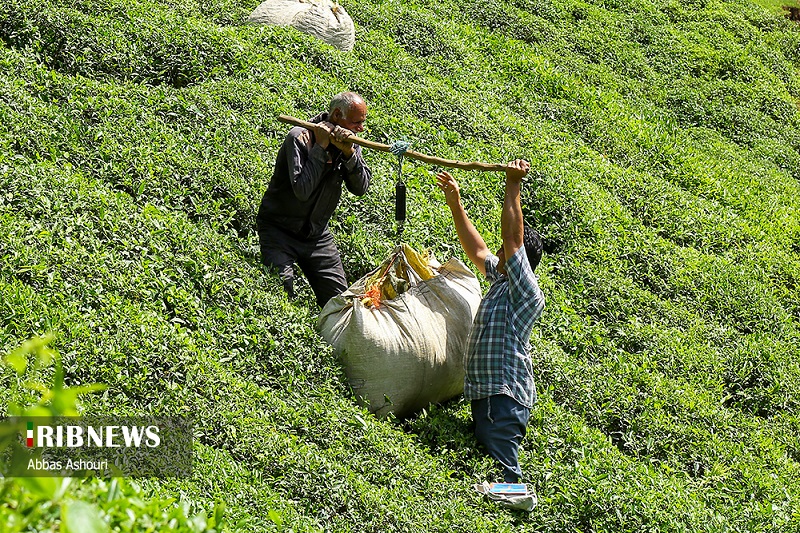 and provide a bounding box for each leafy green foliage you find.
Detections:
[1,0,799,530]
[0,337,228,532]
